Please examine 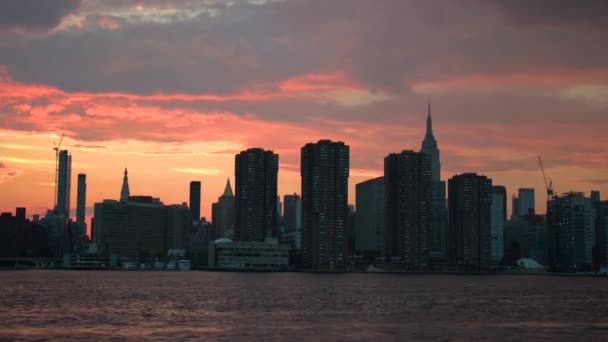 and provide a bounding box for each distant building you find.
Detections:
[491,185,506,263]
[355,177,384,256]
[76,173,87,237]
[189,181,201,222]
[42,210,69,258]
[420,101,448,257]
[0,209,50,258]
[384,151,431,270]
[512,188,536,217]
[547,192,594,271]
[301,140,349,270]
[595,200,608,270]
[208,237,289,270]
[283,193,302,250]
[235,148,279,242]
[211,179,236,240]
[93,170,192,263]
[448,173,492,271]
[120,168,130,202]
[56,150,72,217]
